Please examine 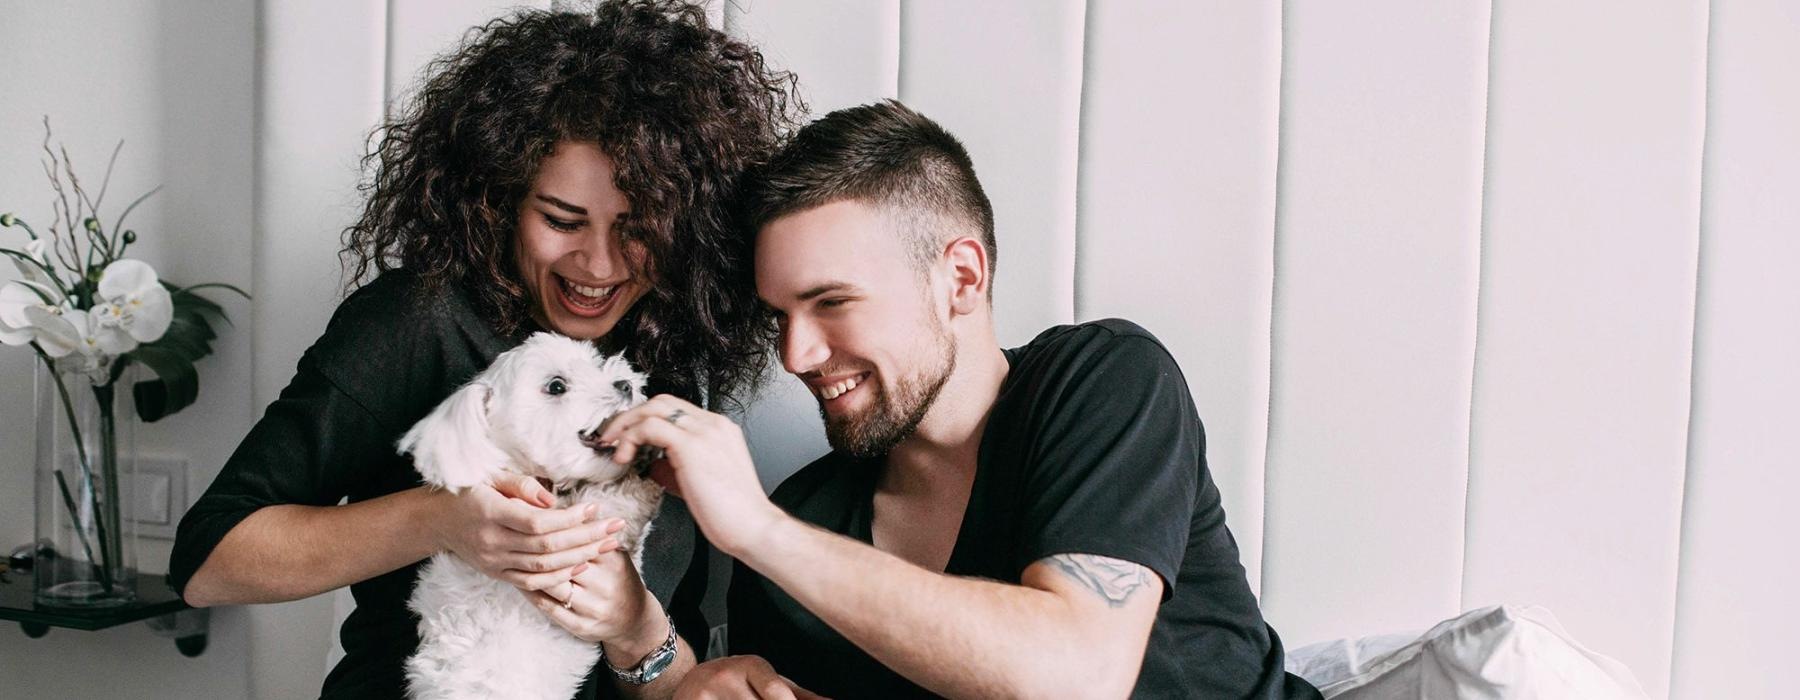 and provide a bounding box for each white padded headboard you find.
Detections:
[274,2,1796,698]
